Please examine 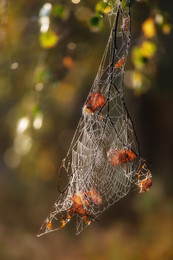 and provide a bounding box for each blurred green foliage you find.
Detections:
[52,4,68,19]
[0,0,173,259]
[39,30,59,48]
